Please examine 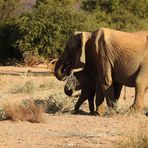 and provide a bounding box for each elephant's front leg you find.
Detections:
[74,89,95,114]
[88,91,95,115]
[74,92,87,114]
[95,84,105,116]
[99,58,116,110]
